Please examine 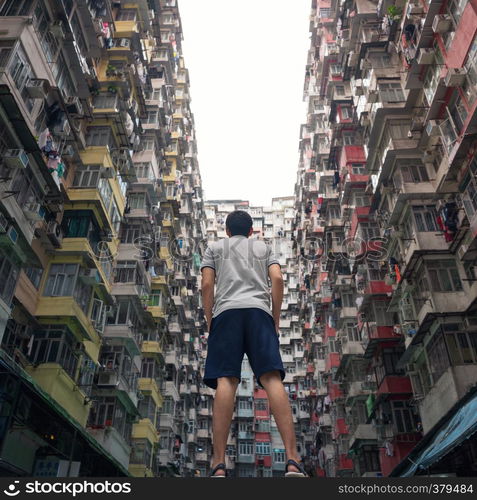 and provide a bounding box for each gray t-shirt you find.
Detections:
[200,235,280,318]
